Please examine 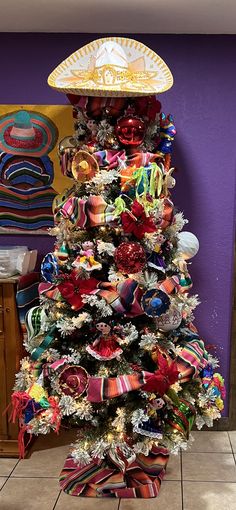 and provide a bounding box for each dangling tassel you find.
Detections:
[9,391,31,423]
[149,163,163,198]
[113,196,127,217]
[48,397,62,434]
[18,424,32,459]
